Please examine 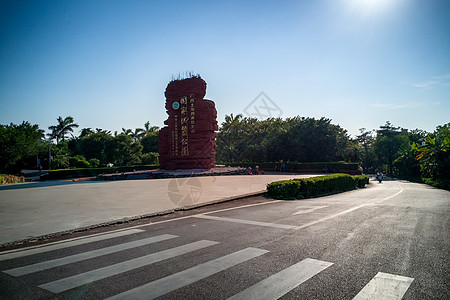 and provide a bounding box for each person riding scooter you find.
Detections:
[376,171,383,183]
